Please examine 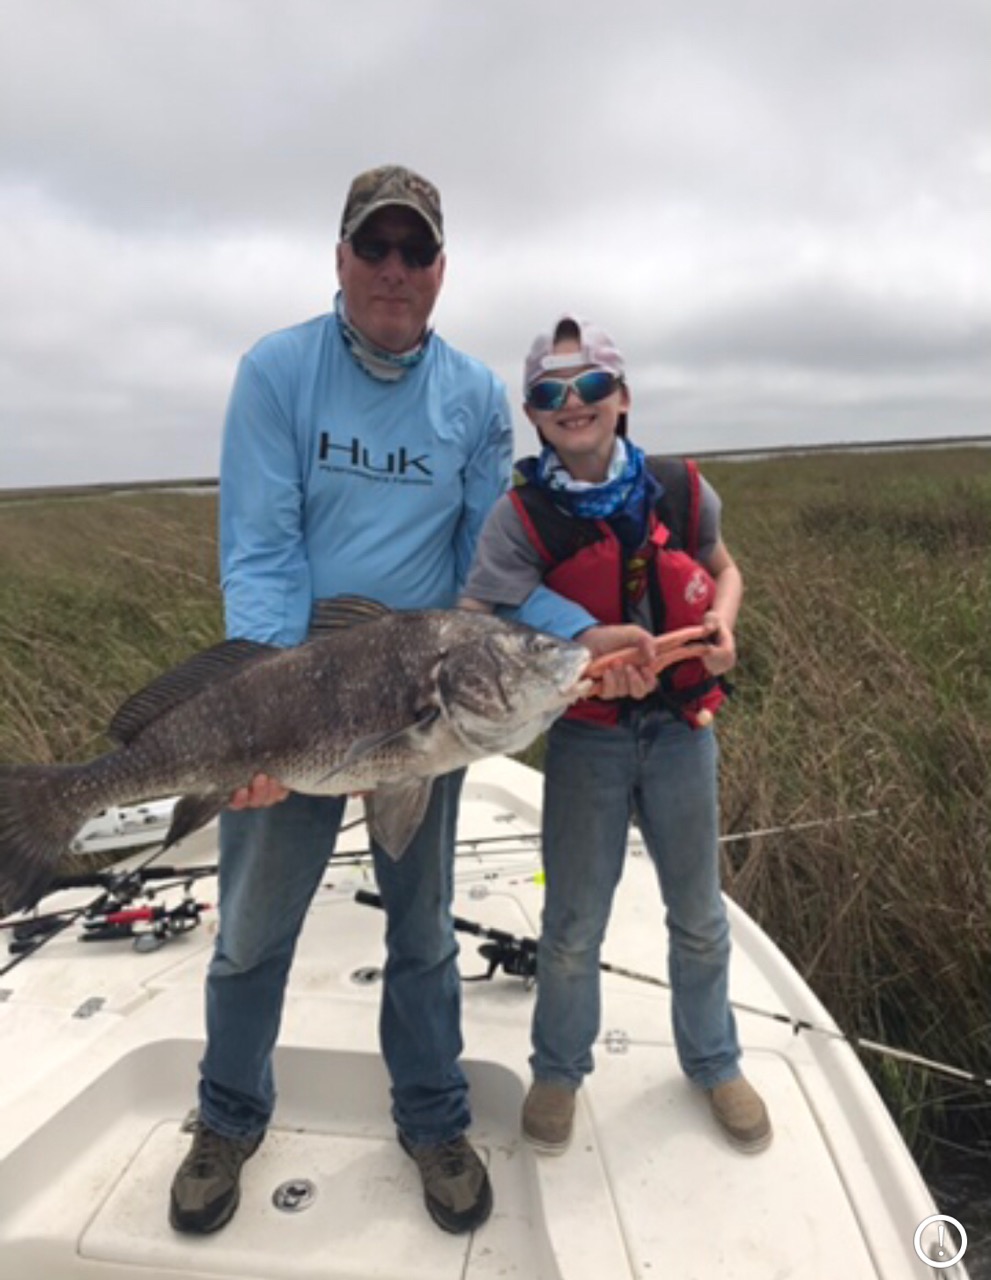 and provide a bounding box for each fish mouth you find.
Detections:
[565,647,596,699]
